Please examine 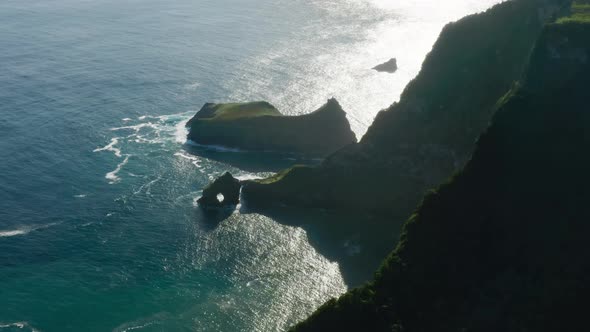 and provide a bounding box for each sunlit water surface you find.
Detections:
[0,0,501,331]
